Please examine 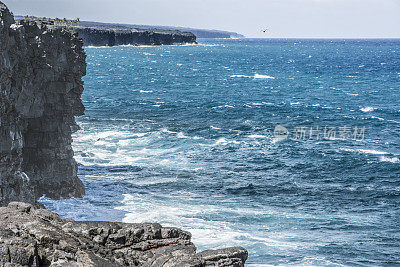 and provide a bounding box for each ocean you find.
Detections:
[40,39,400,266]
